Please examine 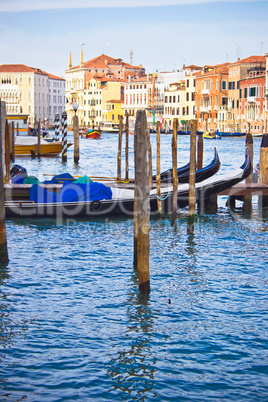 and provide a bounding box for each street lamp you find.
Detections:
[73,101,79,115]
